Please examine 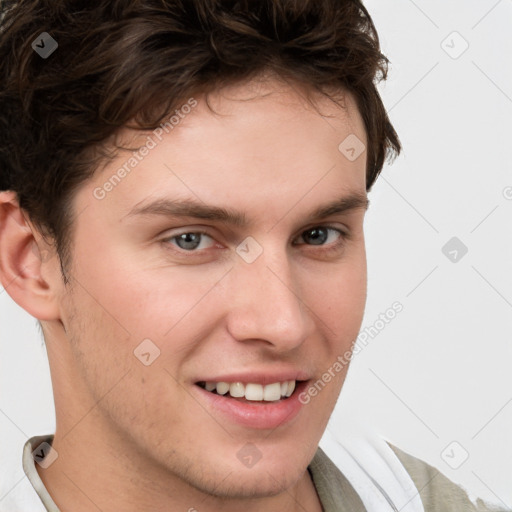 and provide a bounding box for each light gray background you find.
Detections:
[1,0,511,508]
